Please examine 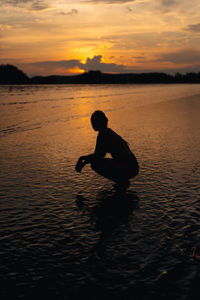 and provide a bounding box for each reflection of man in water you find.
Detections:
[75,110,139,189]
